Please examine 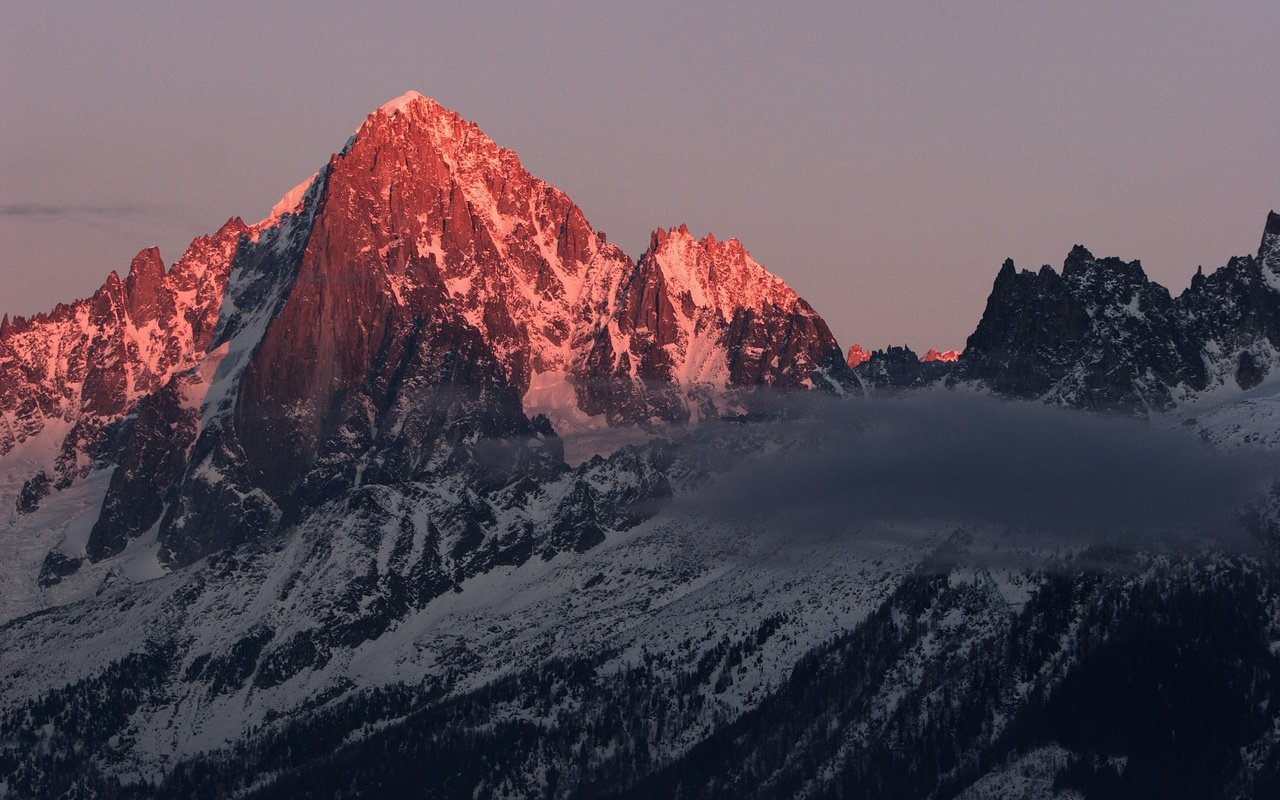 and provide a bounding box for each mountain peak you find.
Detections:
[257,173,317,229]
[376,90,438,117]
[127,246,165,278]
[1261,210,1280,267]
[355,91,473,149]
[1065,244,1095,266]
[846,343,870,367]
[922,348,961,363]
[642,224,793,317]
